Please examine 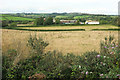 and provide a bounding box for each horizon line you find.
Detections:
[0,12,118,15]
